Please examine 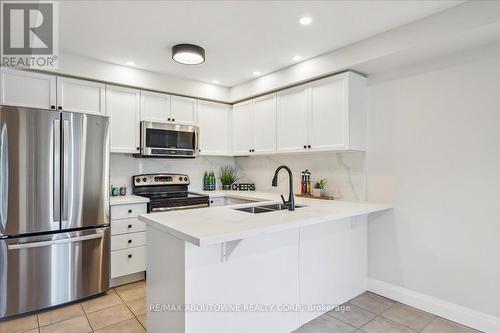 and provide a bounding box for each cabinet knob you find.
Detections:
[308,145,311,148]
[50,105,55,110]
[128,224,132,228]
[128,254,132,258]
[303,145,307,149]
[128,209,132,213]
[128,239,132,244]
[167,118,171,121]
[172,118,175,122]
[58,106,62,110]
[136,147,140,151]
